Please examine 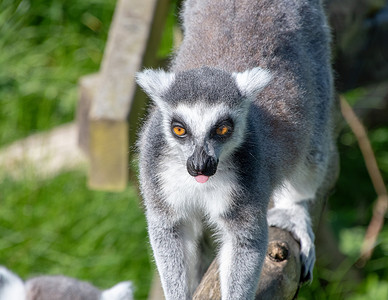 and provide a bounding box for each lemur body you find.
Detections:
[137,0,335,299]
[0,266,133,300]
